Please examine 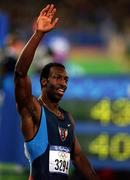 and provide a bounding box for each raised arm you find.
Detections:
[14,4,58,140]
[14,4,58,108]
